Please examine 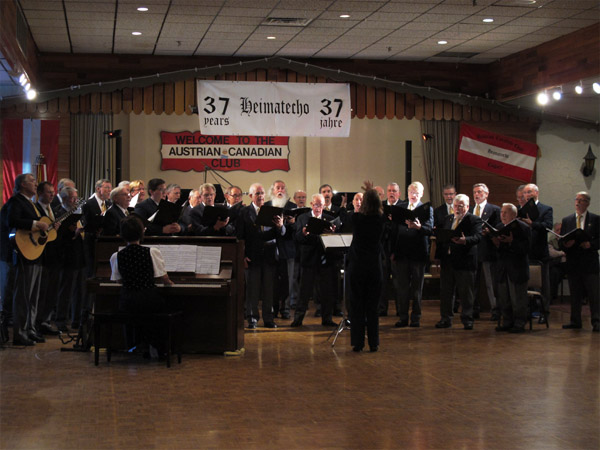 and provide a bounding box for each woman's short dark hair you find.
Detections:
[120,215,145,242]
[360,189,383,215]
